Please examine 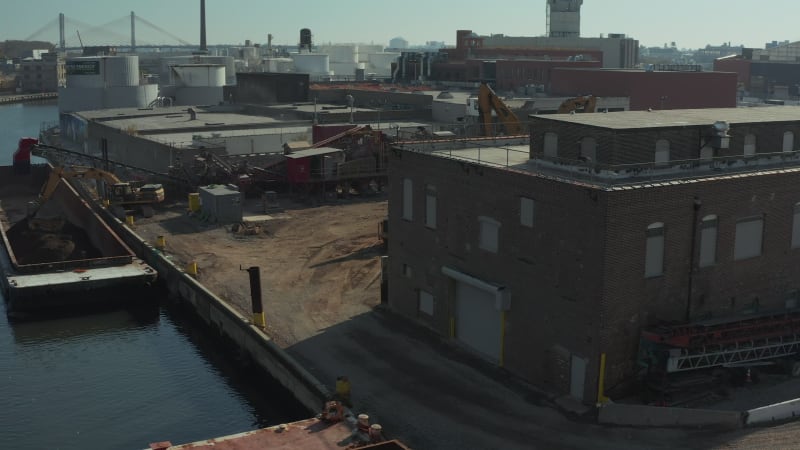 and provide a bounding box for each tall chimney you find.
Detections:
[59,13,65,53]
[130,11,136,52]
[200,0,207,52]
